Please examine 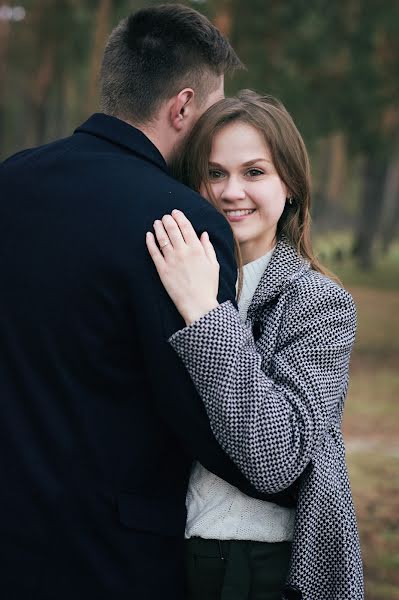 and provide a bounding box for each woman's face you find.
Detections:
[200,121,287,264]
